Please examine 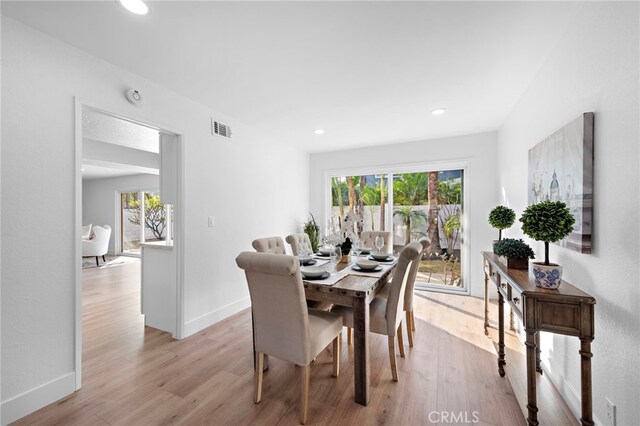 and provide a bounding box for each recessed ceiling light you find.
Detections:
[431,108,446,116]
[118,0,149,15]
[81,168,85,172]
[314,129,325,135]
